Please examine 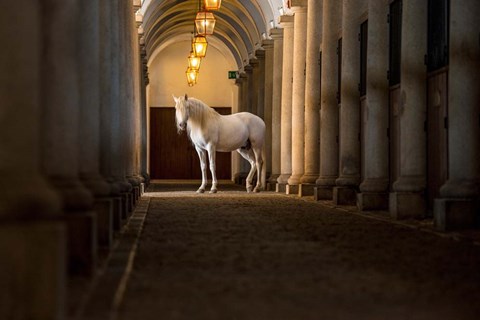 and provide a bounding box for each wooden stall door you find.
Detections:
[150,107,231,179]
